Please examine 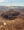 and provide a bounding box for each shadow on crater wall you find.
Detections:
[1,10,20,20]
